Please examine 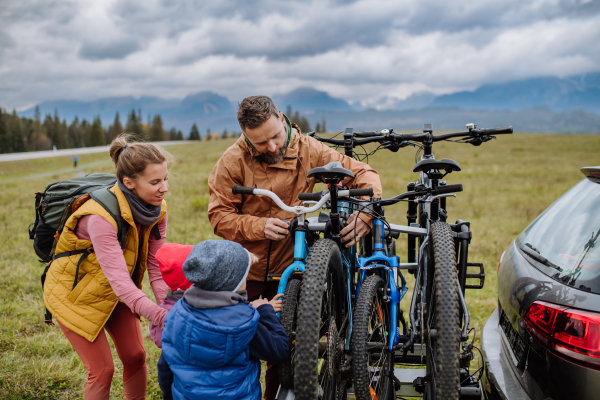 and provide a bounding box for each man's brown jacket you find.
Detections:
[208,128,382,282]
